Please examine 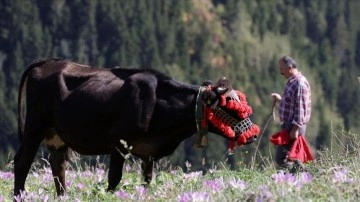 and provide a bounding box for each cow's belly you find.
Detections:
[52,104,118,155]
[45,129,115,155]
[128,137,182,160]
